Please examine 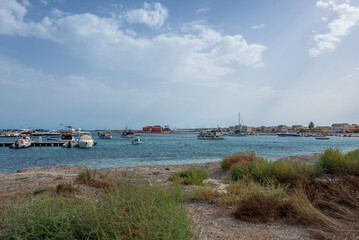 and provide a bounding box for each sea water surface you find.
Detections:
[0,133,358,173]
